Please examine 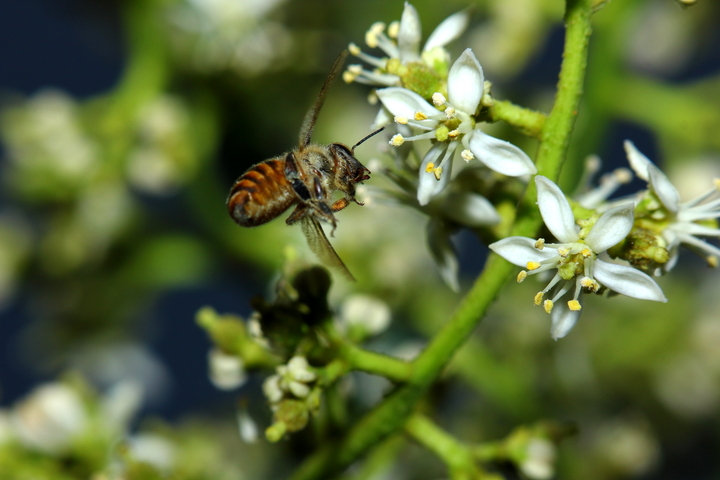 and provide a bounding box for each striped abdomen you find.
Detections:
[227,158,296,227]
